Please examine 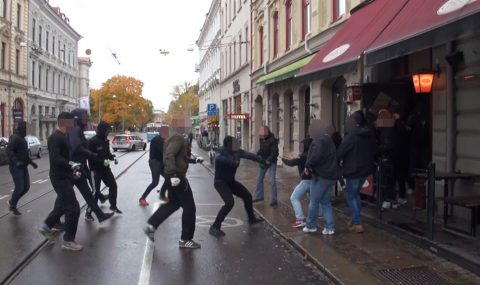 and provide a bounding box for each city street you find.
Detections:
[0,144,332,285]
